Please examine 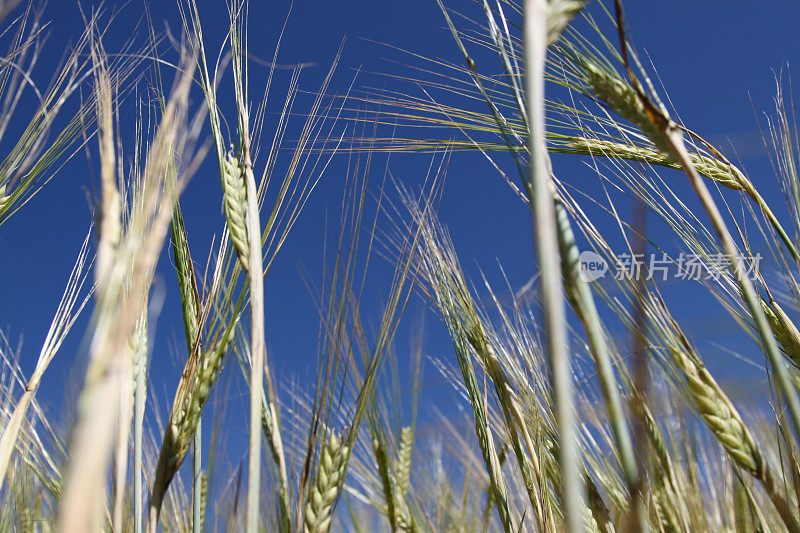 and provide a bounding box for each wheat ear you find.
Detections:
[172,203,201,351]
[373,436,398,531]
[394,426,413,502]
[221,151,249,273]
[305,432,349,533]
[147,327,234,532]
[601,16,800,527]
[563,29,800,263]
[561,136,745,190]
[0,184,11,212]
[169,202,206,533]
[763,298,800,369]
[546,1,588,44]
[658,305,800,532]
